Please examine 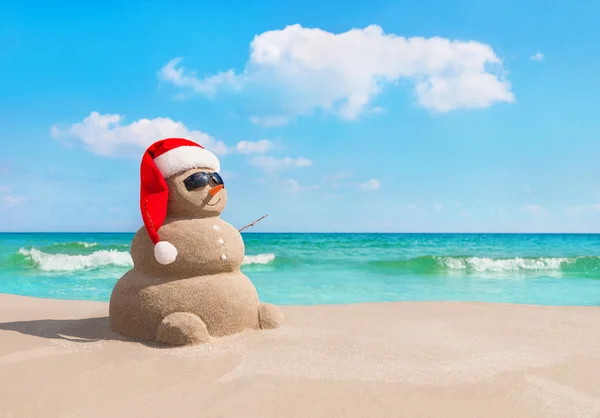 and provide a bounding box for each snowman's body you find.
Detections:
[108,142,282,346]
